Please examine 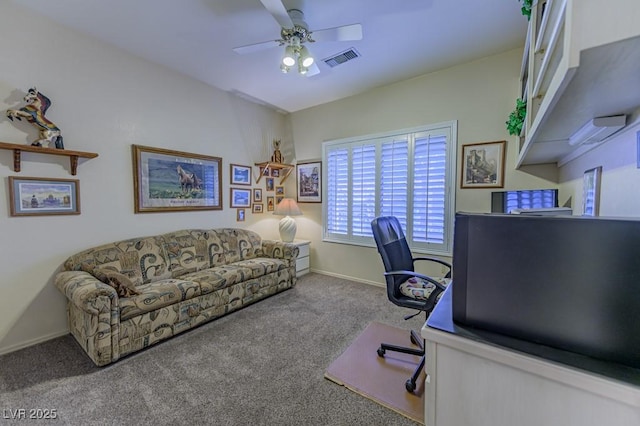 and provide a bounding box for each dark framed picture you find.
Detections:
[252,203,263,213]
[230,187,251,208]
[461,141,506,188]
[266,196,275,211]
[237,208,245,222]
[271,168,280,177]
[253,188,263,202]
[9,176,80,216]
[275,185,285,196]
[297,160,321,202]
[583,166,602,216]
[230,164,252,185]
[132,145,222,213]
